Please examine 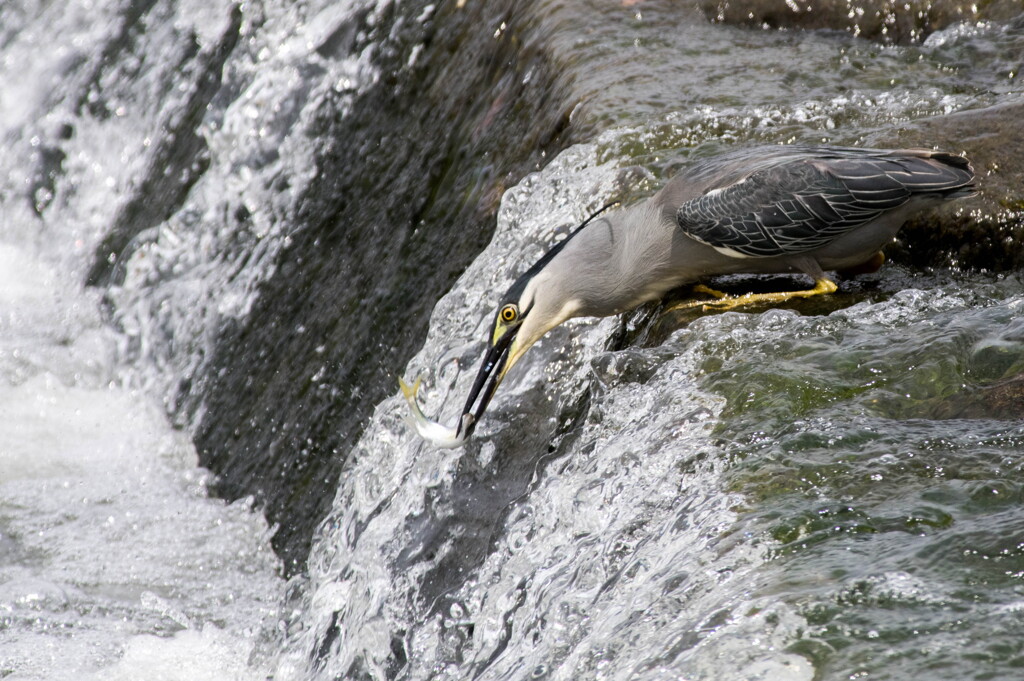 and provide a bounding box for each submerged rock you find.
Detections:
[975,374,1024,419]
[931,374,1024,420]
[190,0,576,572]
